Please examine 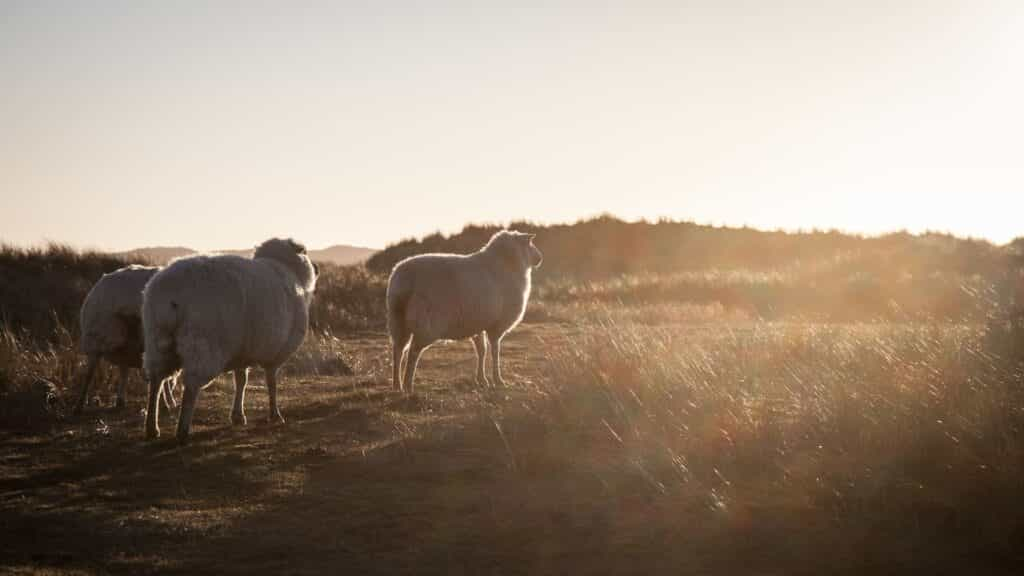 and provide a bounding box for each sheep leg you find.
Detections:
[176,370,212,444]
[266,367,285,424]
[403,337,426,394]
[75,355,100,414]
[391,329,411,391]
[115,365,130,410]
[160,376,177,410]
[488,333,505,387]
[231,368,249,426]
[392,347,403,392]
[471,333,490,387]
[145,373,163,439]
